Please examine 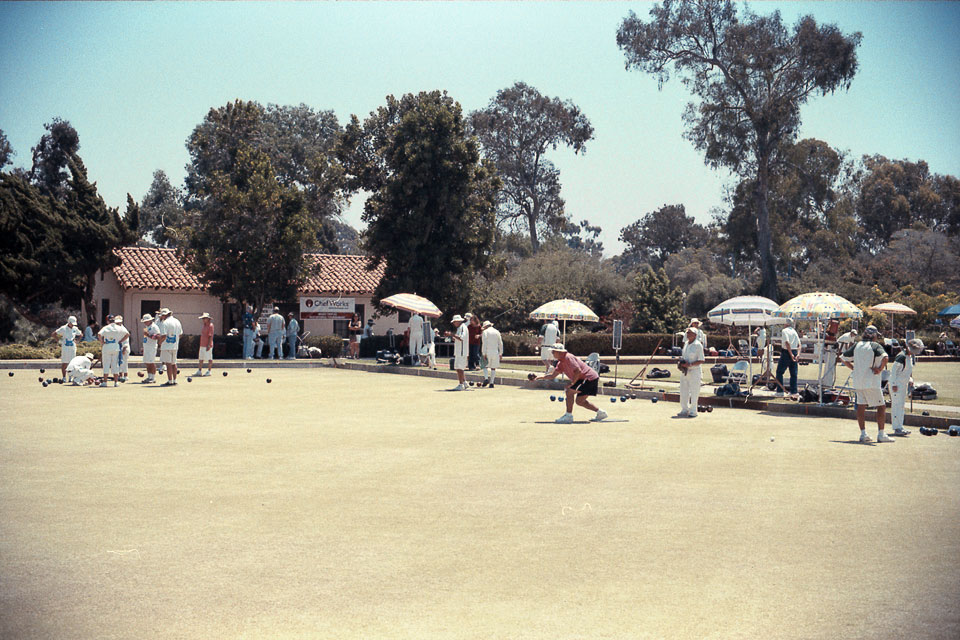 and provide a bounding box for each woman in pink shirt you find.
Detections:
[532,344,608,424]
[194,312,215,377]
